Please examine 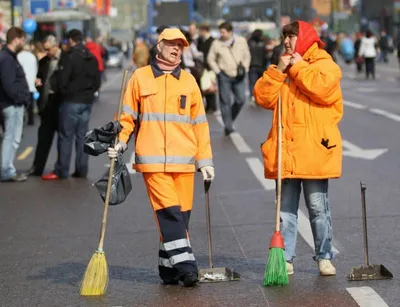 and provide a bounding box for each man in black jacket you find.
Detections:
[0,27,30,182]
[198,23,216,113]
[26,35,64,176]
[247,29,267,106]
[42,29,100,180]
